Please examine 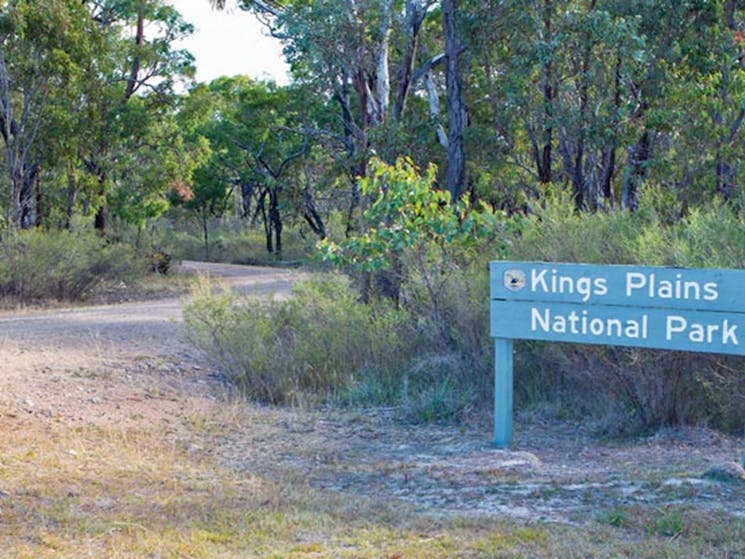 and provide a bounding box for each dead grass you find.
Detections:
[3,393,745,559]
